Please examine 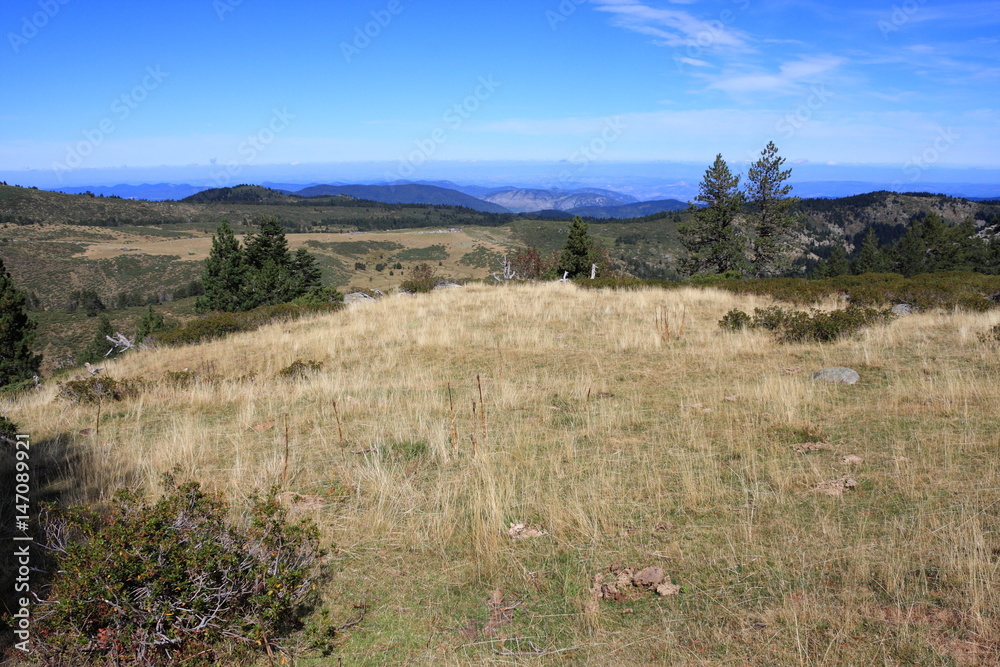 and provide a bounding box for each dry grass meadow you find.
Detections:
[10,282,1000,665]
